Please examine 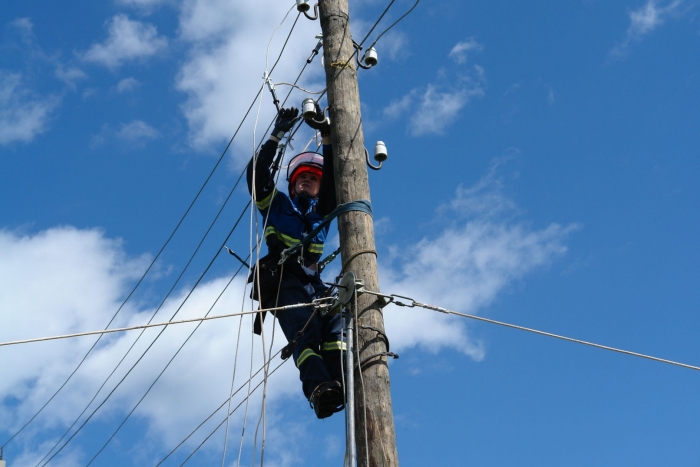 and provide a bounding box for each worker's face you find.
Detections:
[294,171,321,198]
